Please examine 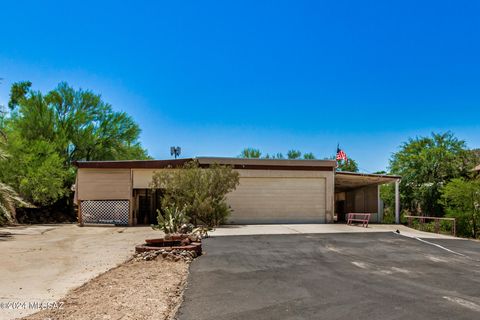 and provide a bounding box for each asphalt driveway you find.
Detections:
[177,232,480,320]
